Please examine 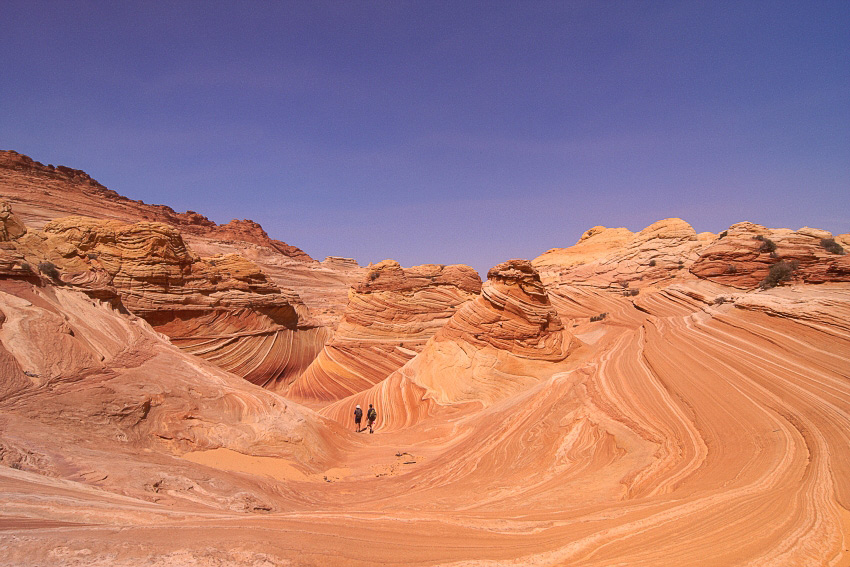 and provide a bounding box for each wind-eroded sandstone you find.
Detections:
[0,277,344,515]
[286,260,481,404]
[690,221,850,288]
[535,217,849,293]
[2,149,850,566]
[534,218,705,289]
[0,149,358,326]
[3,208,326,389]
[320,259,579,430]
